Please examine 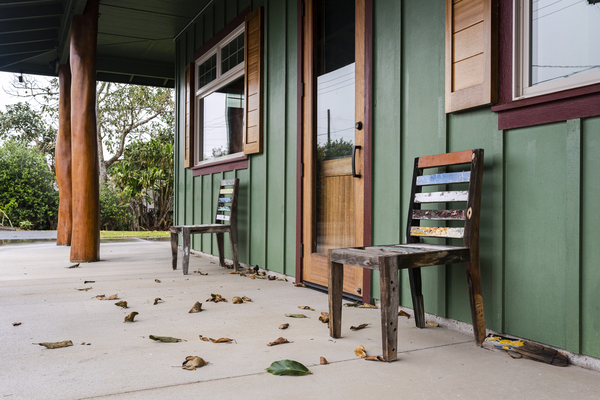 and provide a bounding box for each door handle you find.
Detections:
[352,145,361,178]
